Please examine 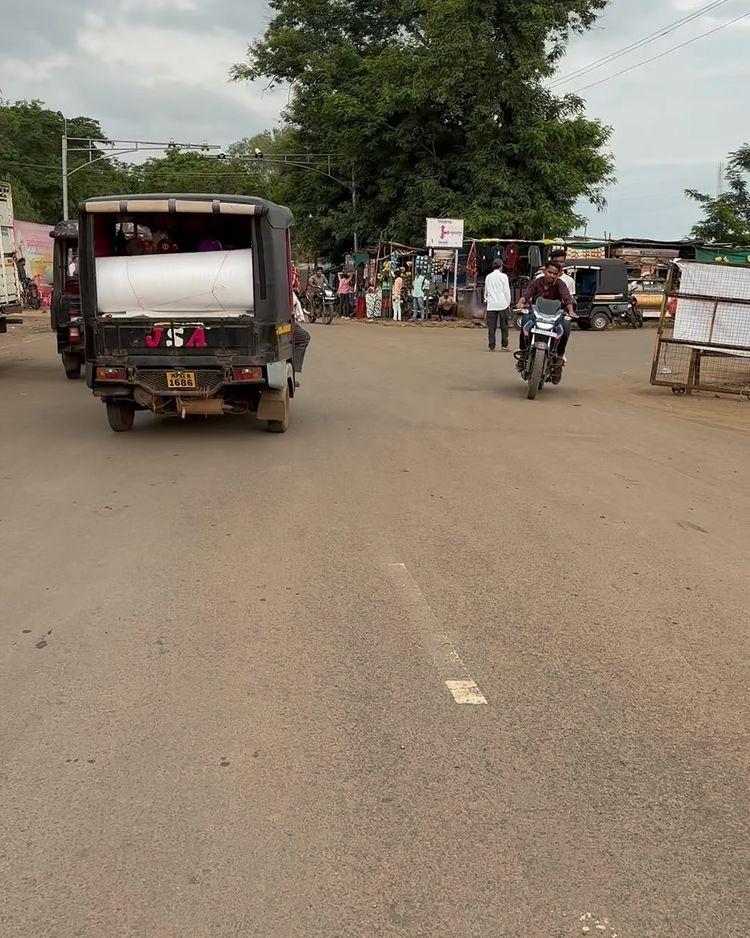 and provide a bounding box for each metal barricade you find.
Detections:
[650,260,750,397]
